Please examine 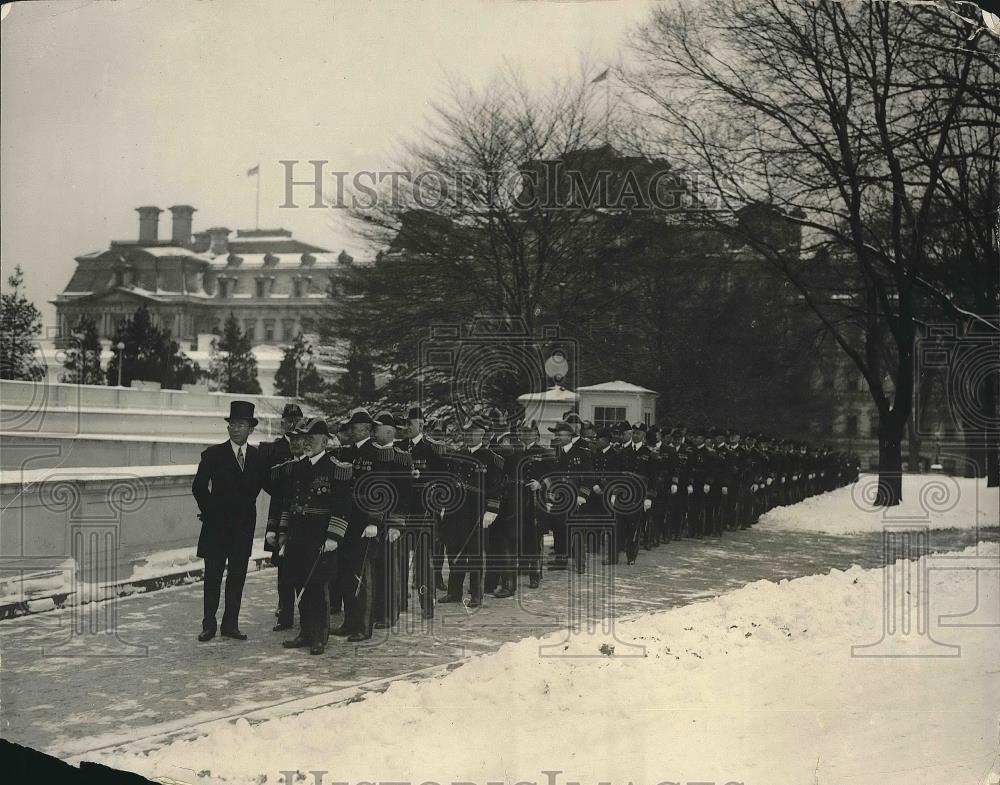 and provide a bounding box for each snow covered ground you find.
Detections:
[94,542,1000,785]
[758,473,999,535]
